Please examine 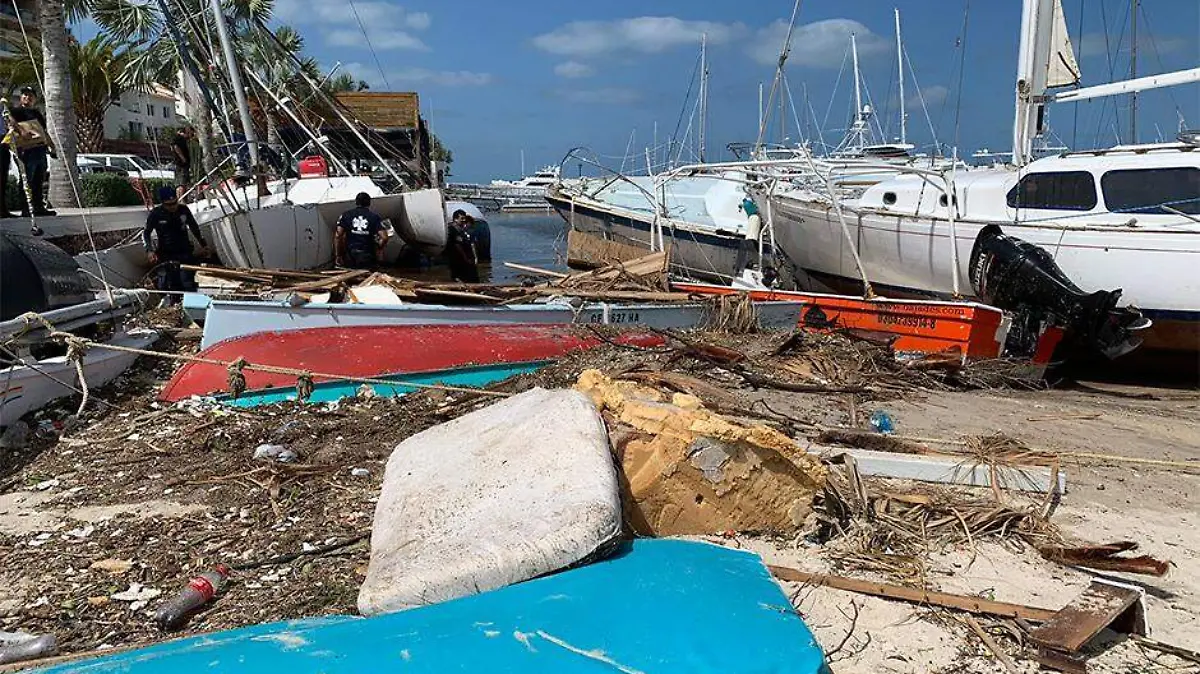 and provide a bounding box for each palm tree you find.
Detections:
[69,36,142,153]
[244,24,304,148]
[38,0,81,208]
[80,0,277,170]
[326,73,370,93]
